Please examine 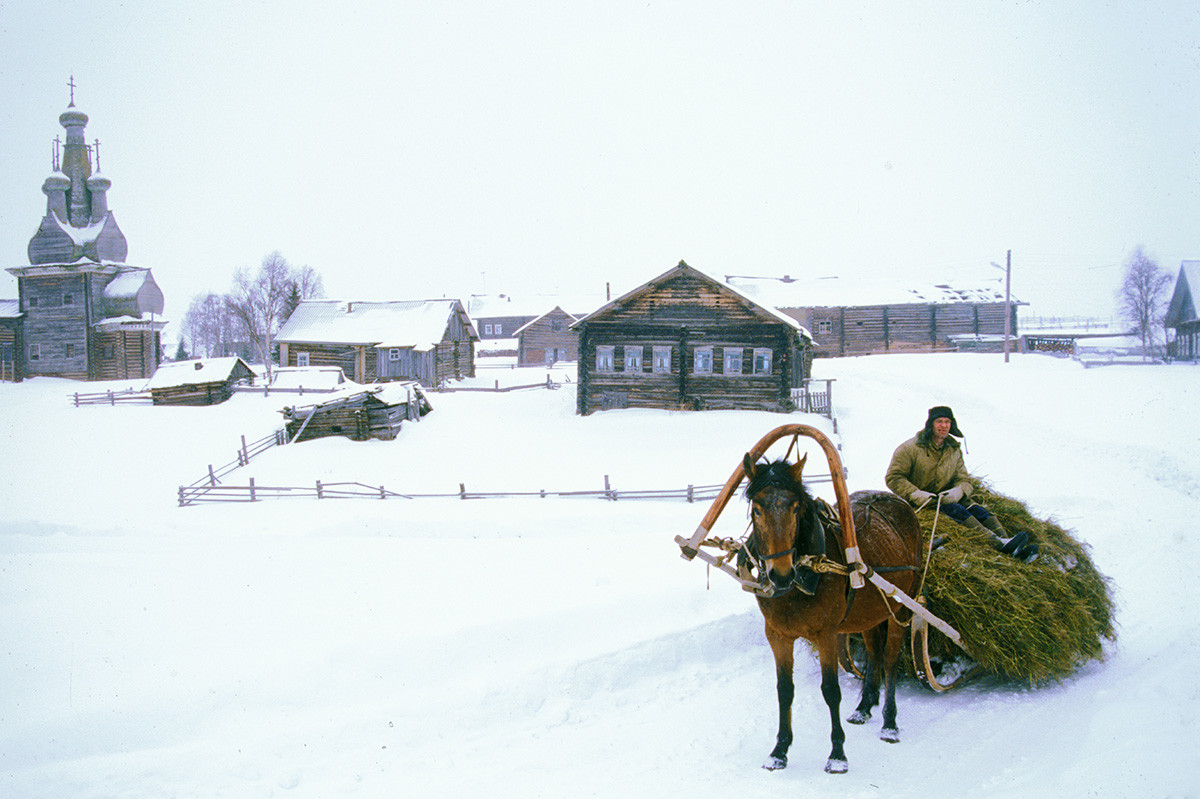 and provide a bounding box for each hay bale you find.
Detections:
[909,479,1115,685]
